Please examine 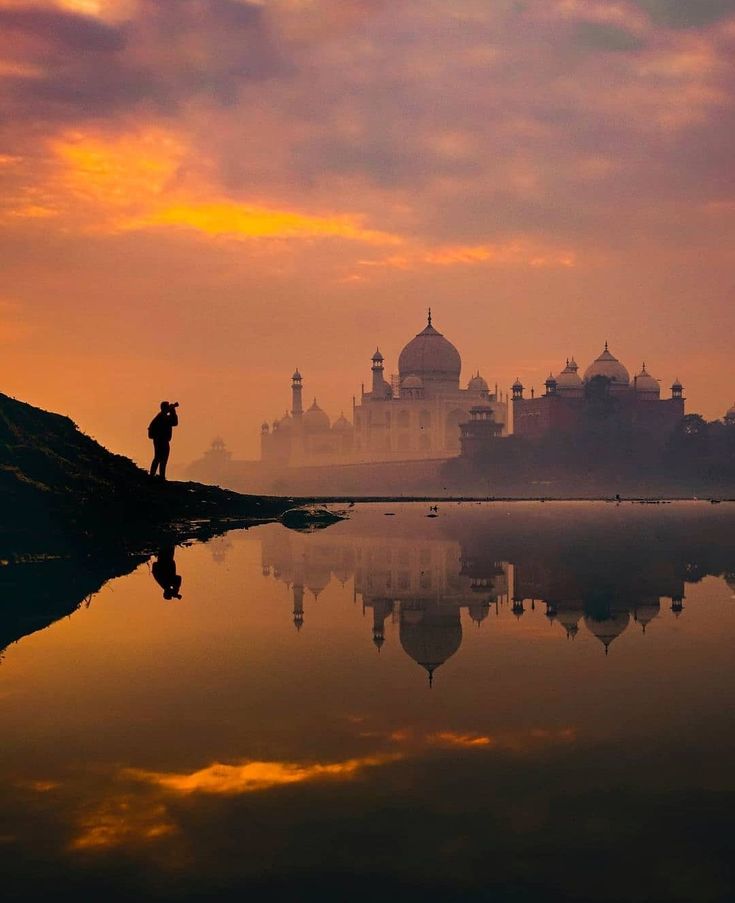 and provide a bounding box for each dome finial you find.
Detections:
[427,307,432,327]
[604,340,608,351]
